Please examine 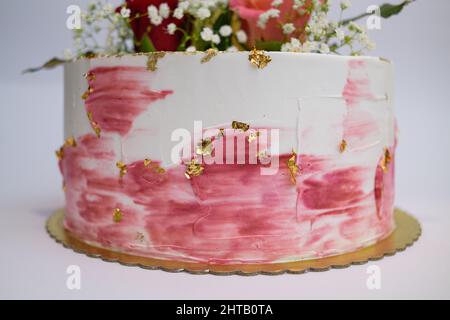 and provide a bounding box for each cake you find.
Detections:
[58,51,396,264]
